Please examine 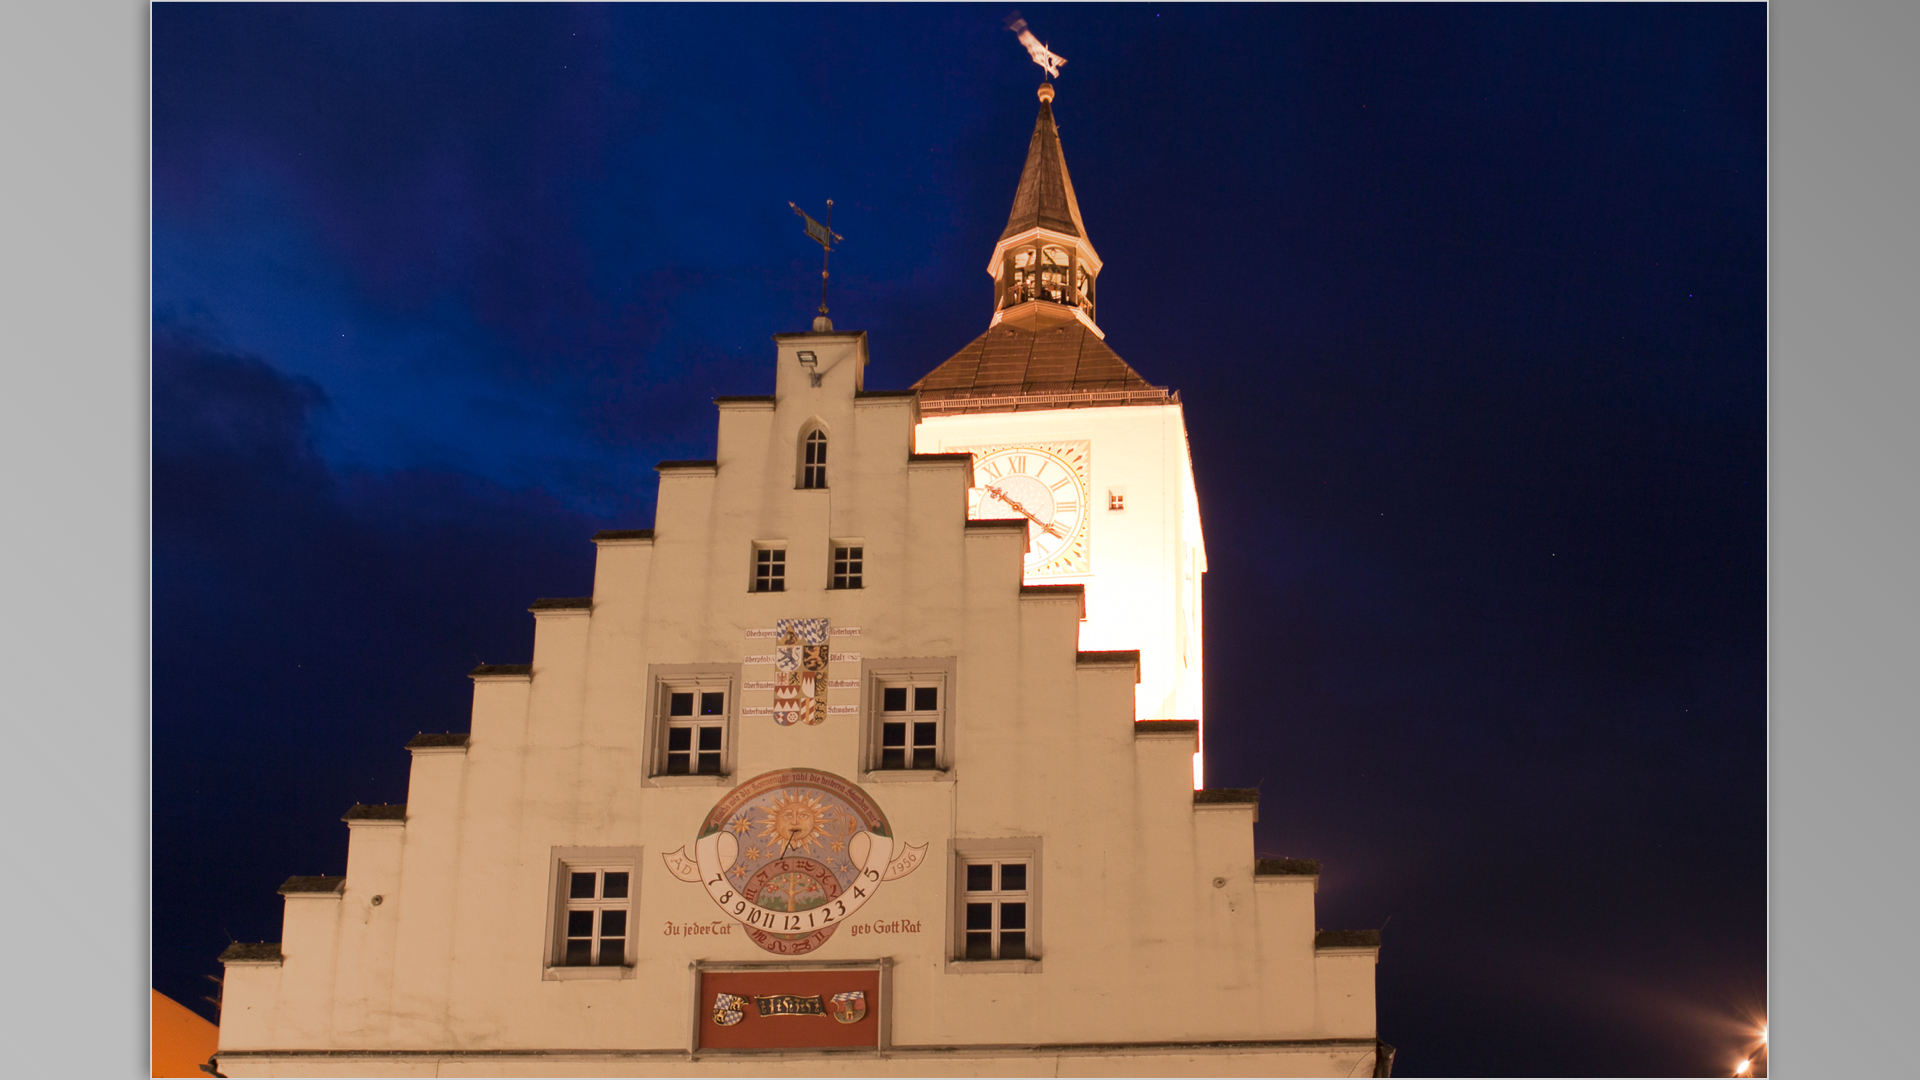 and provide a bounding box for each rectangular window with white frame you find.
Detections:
[753,544,786,592]
[648,666,738,779]
[881,682,940,769]
[950,838,1041,966]
[830,542,864,590]
[547,847,641,974]
[860,658,955,774]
